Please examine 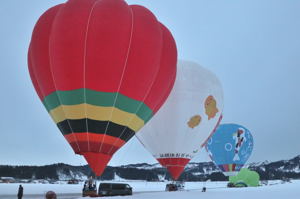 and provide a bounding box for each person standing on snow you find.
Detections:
[17,185,23,199]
